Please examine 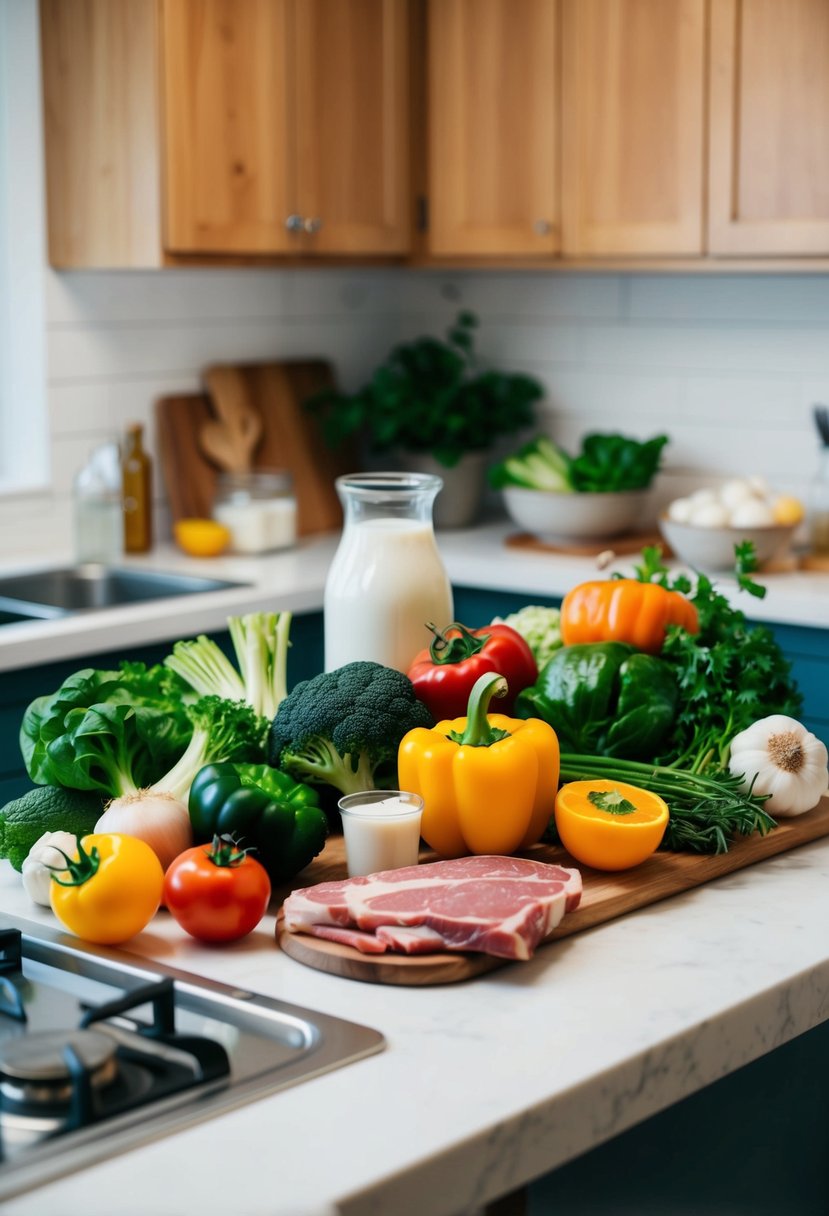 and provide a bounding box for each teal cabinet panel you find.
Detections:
[452,585,829,748]
[528,1016,829,1214]
[0,612,324,803]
